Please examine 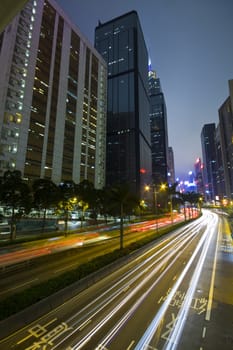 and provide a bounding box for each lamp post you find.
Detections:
[169,193,173,224]
[153,186,160,233]
[145,183,166,233]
